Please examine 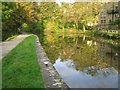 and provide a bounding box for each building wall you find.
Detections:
[119,1,120,16]
[98,2,119,30]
